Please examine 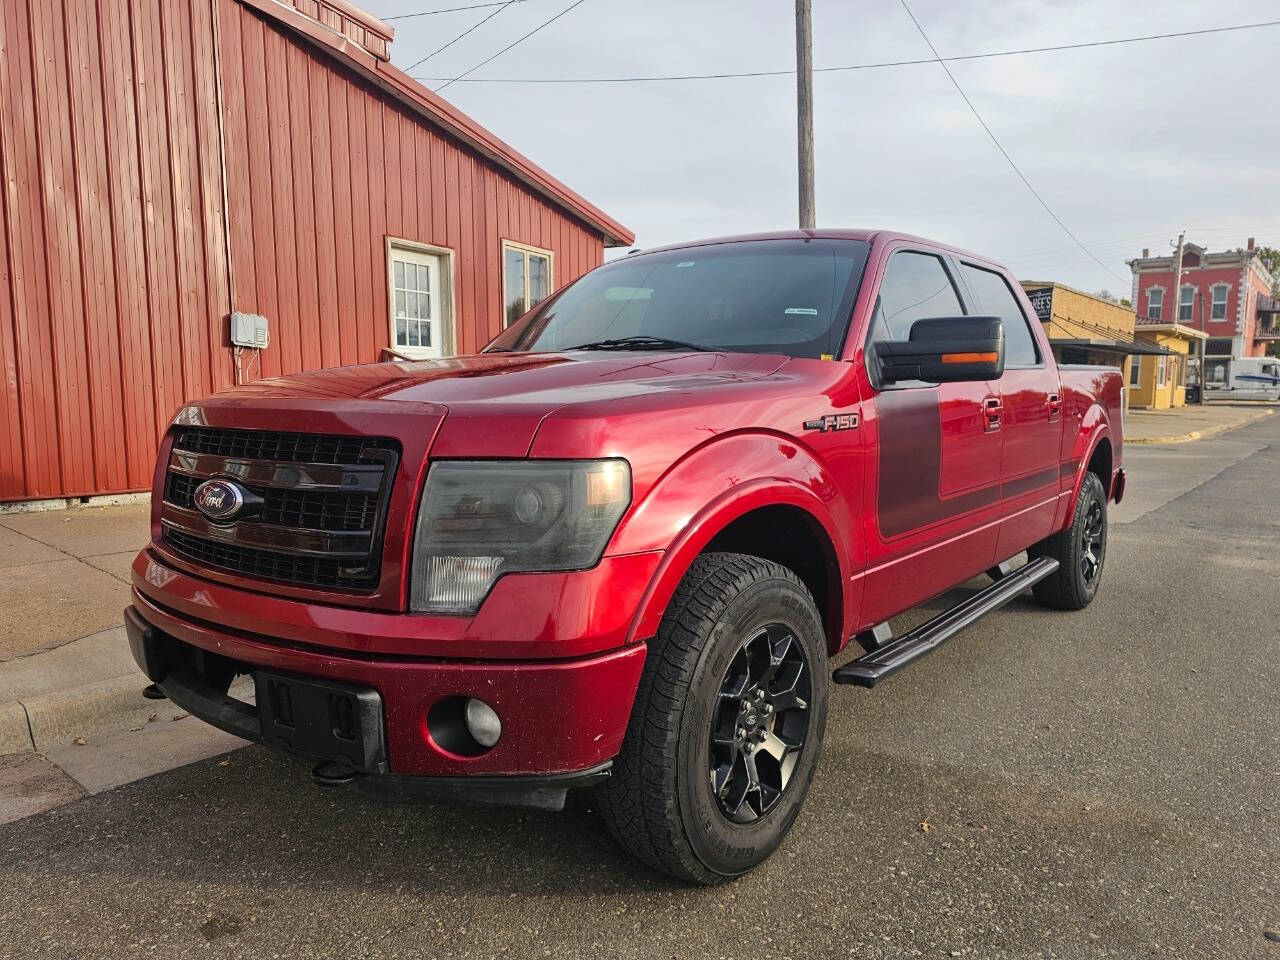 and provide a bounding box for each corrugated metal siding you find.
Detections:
[0,0,234,500]
[0,0,607,501]
[218,0,605,367]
